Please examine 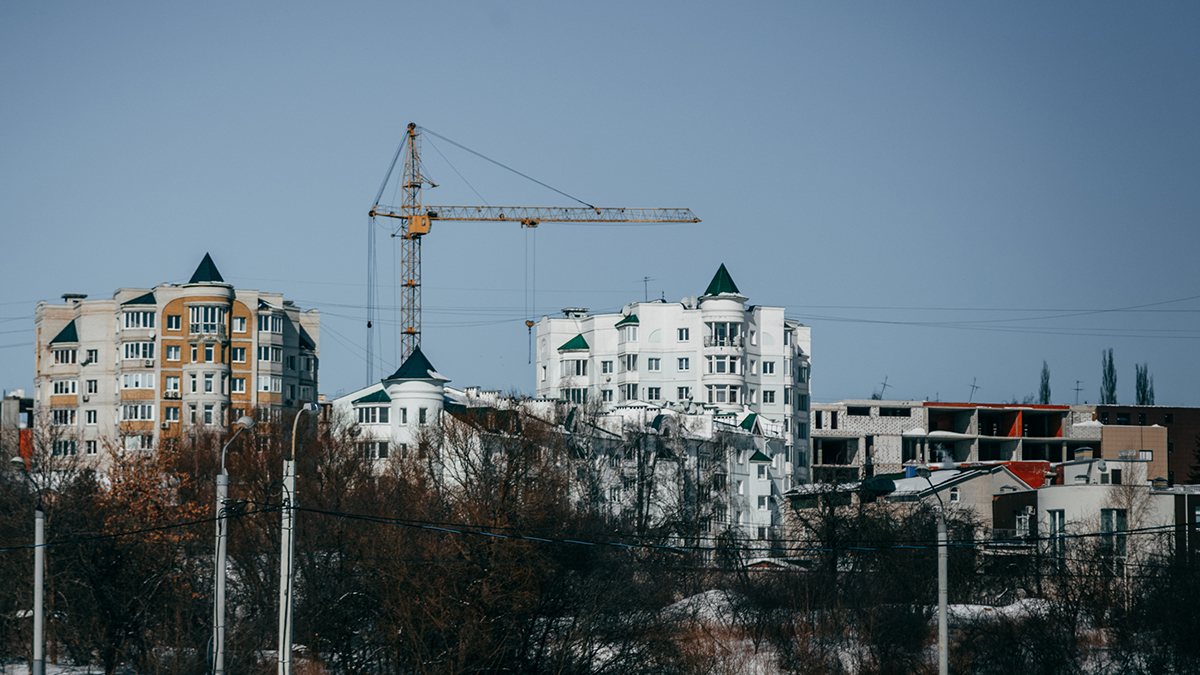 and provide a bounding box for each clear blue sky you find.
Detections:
[3,2,1198,405]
